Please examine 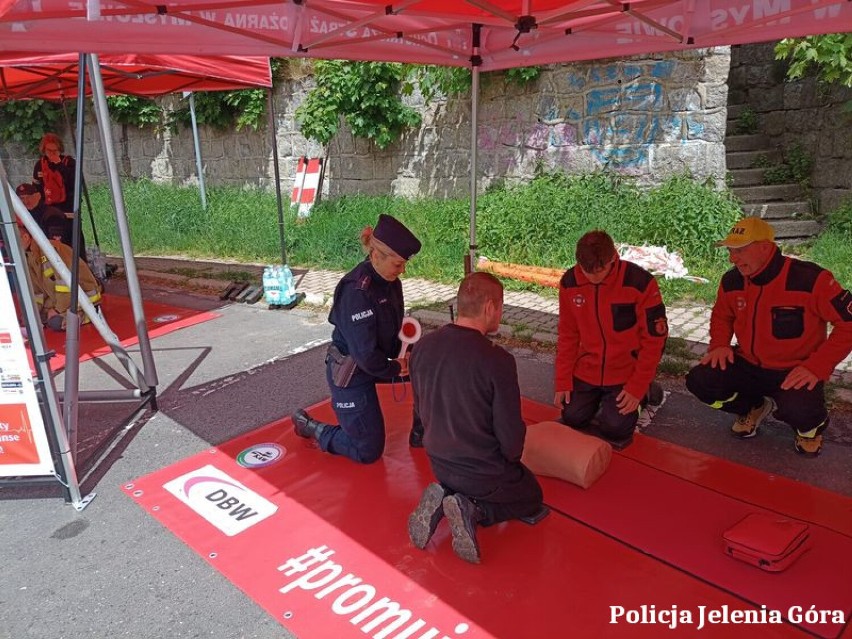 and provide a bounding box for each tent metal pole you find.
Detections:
[60,91,100,246]
[62,52,88,462]
[11,196,147,389]
[188,92,208,211]
[88,53,159,391]
[468,24,482,273]
[57,389,145,401]
[267,87,287,265]
[0,163,91,510]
